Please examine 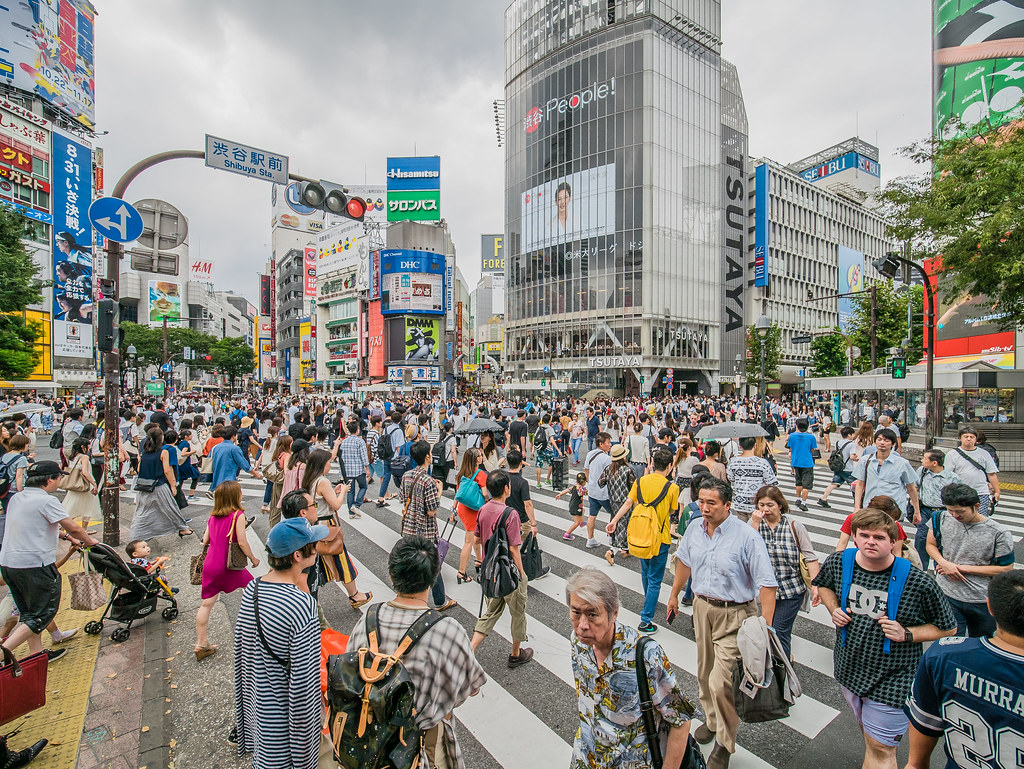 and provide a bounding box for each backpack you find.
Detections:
[839,548,912,654]
[377,425,397,461]
[898,423,910,443]
[326,604,444,769]
[0,455,19,501]
[49,427,64,450]
[626,478,673,559]
[431,435,451,470]
[389,440,412,479]
[827,440,849,474]
[479,507,521,600]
